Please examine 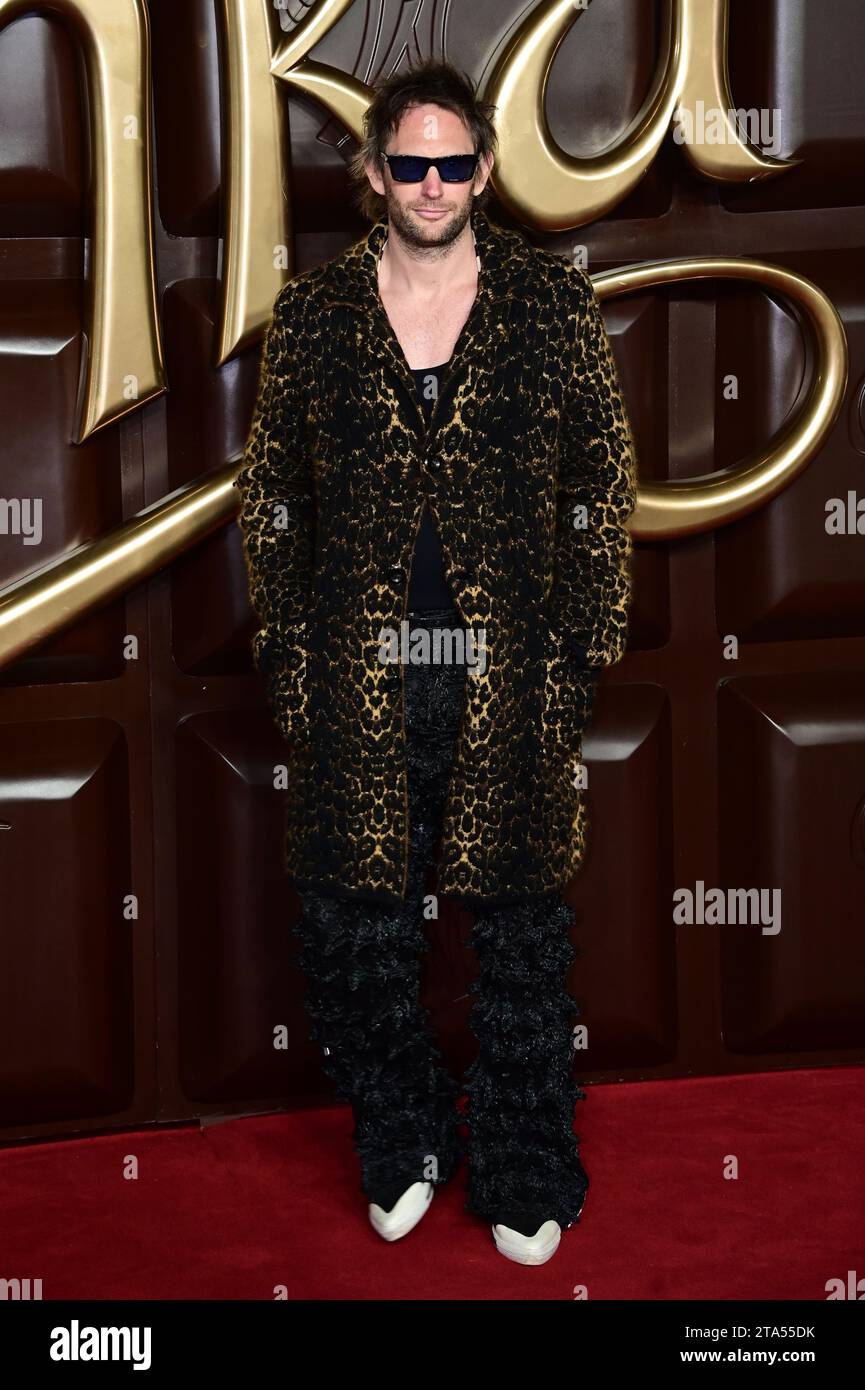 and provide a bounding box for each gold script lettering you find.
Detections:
[0,0,165,442]
[487,0,799,230]
[601,258,847,539]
